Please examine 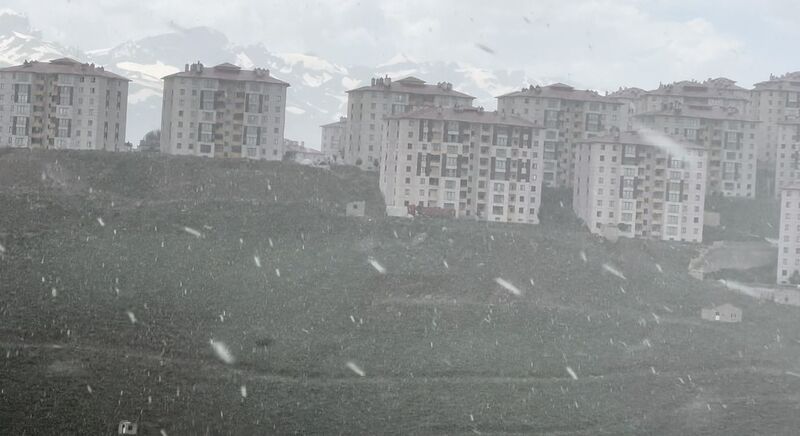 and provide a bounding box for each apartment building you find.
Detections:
[639,78,750,114]
[775,117,800,194]
[497,83,625,188]
[778,182,800,284]
[345,76,475,171]
[160,62,289,160]
[635,104,759,198]
[320,116,346,162]
[380,106,544,224]
[572,131,707,243]
[751,73,800,164]
[0,58,129,151]
[608,87,646,130]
